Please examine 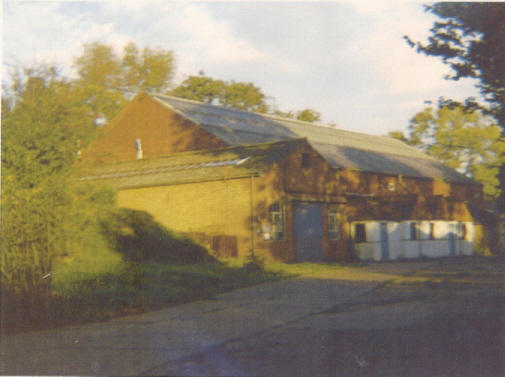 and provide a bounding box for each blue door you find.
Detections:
[294,203,324,262]
[380,222,389,260]
[449,231,456,256]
